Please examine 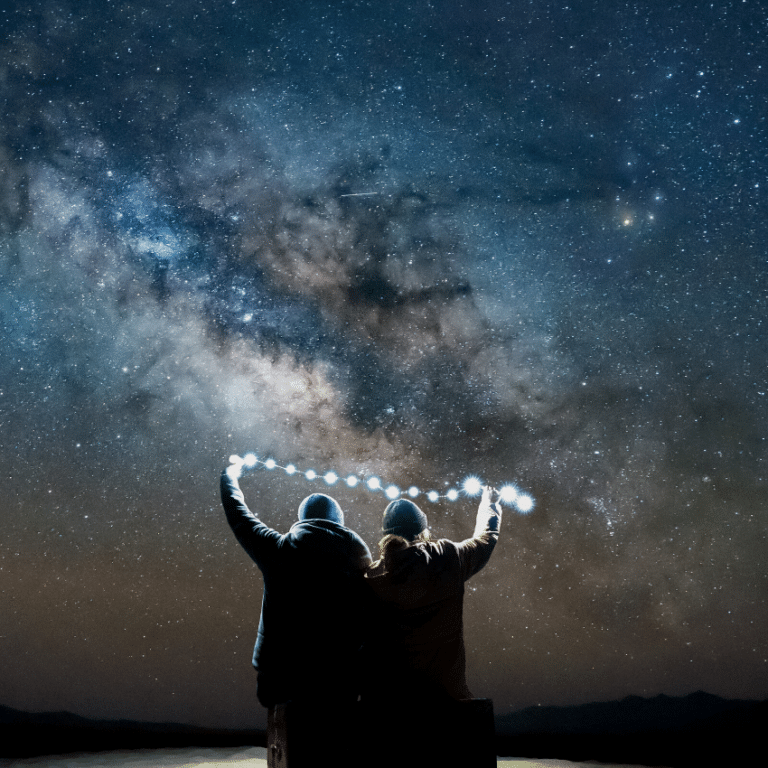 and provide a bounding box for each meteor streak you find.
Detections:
[227,454,535,512]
